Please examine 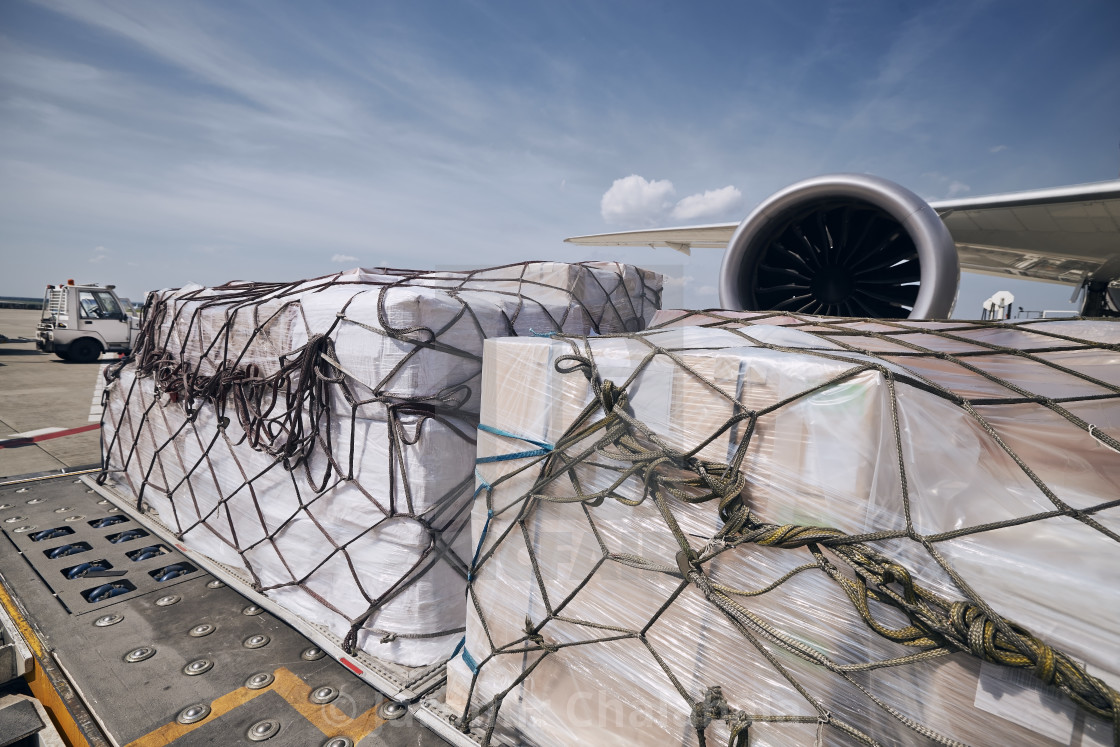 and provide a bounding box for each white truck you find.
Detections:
[35,281,140,363]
